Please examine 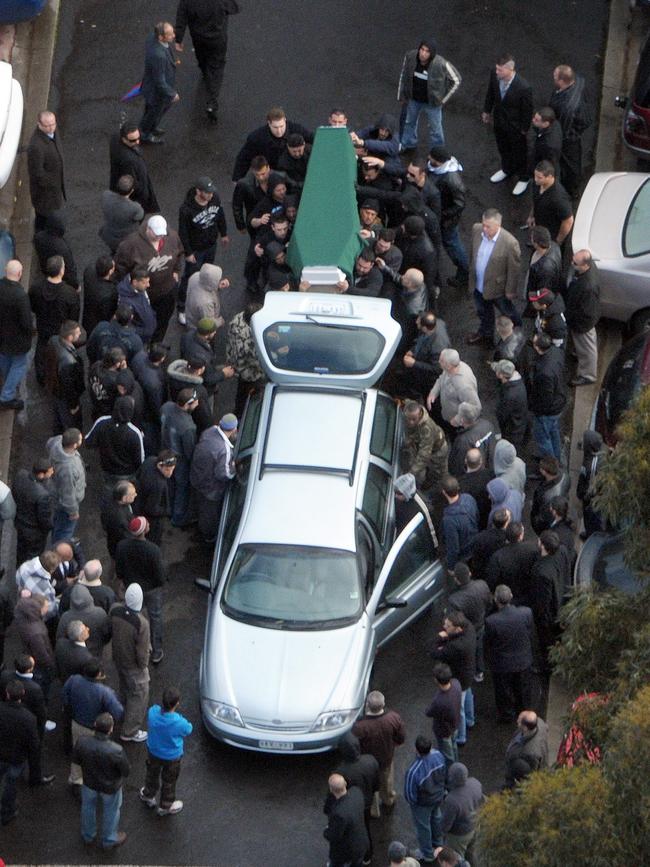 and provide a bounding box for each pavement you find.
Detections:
[0,0,644,863]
